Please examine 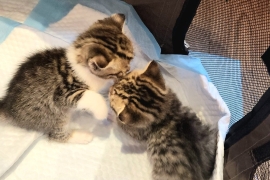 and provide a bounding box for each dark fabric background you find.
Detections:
[123,0,185,54]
